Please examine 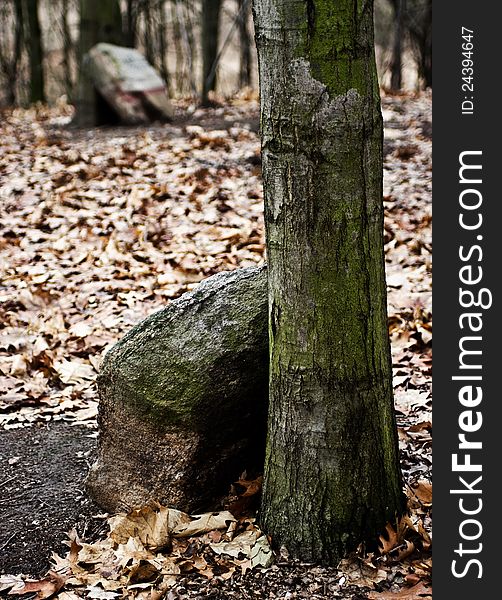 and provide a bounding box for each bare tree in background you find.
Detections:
[26,0,46,103]
[61,0,75,100]
[407,0,431,88]
[75,0,123,126]
[237,0,251,88]
[0,0,24,105]
[201,0,222,105]
[142,0,155,66]
[158,1,170,92]
[125,0,139,47]
[389,0,404,91]
[385,0,432,90]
